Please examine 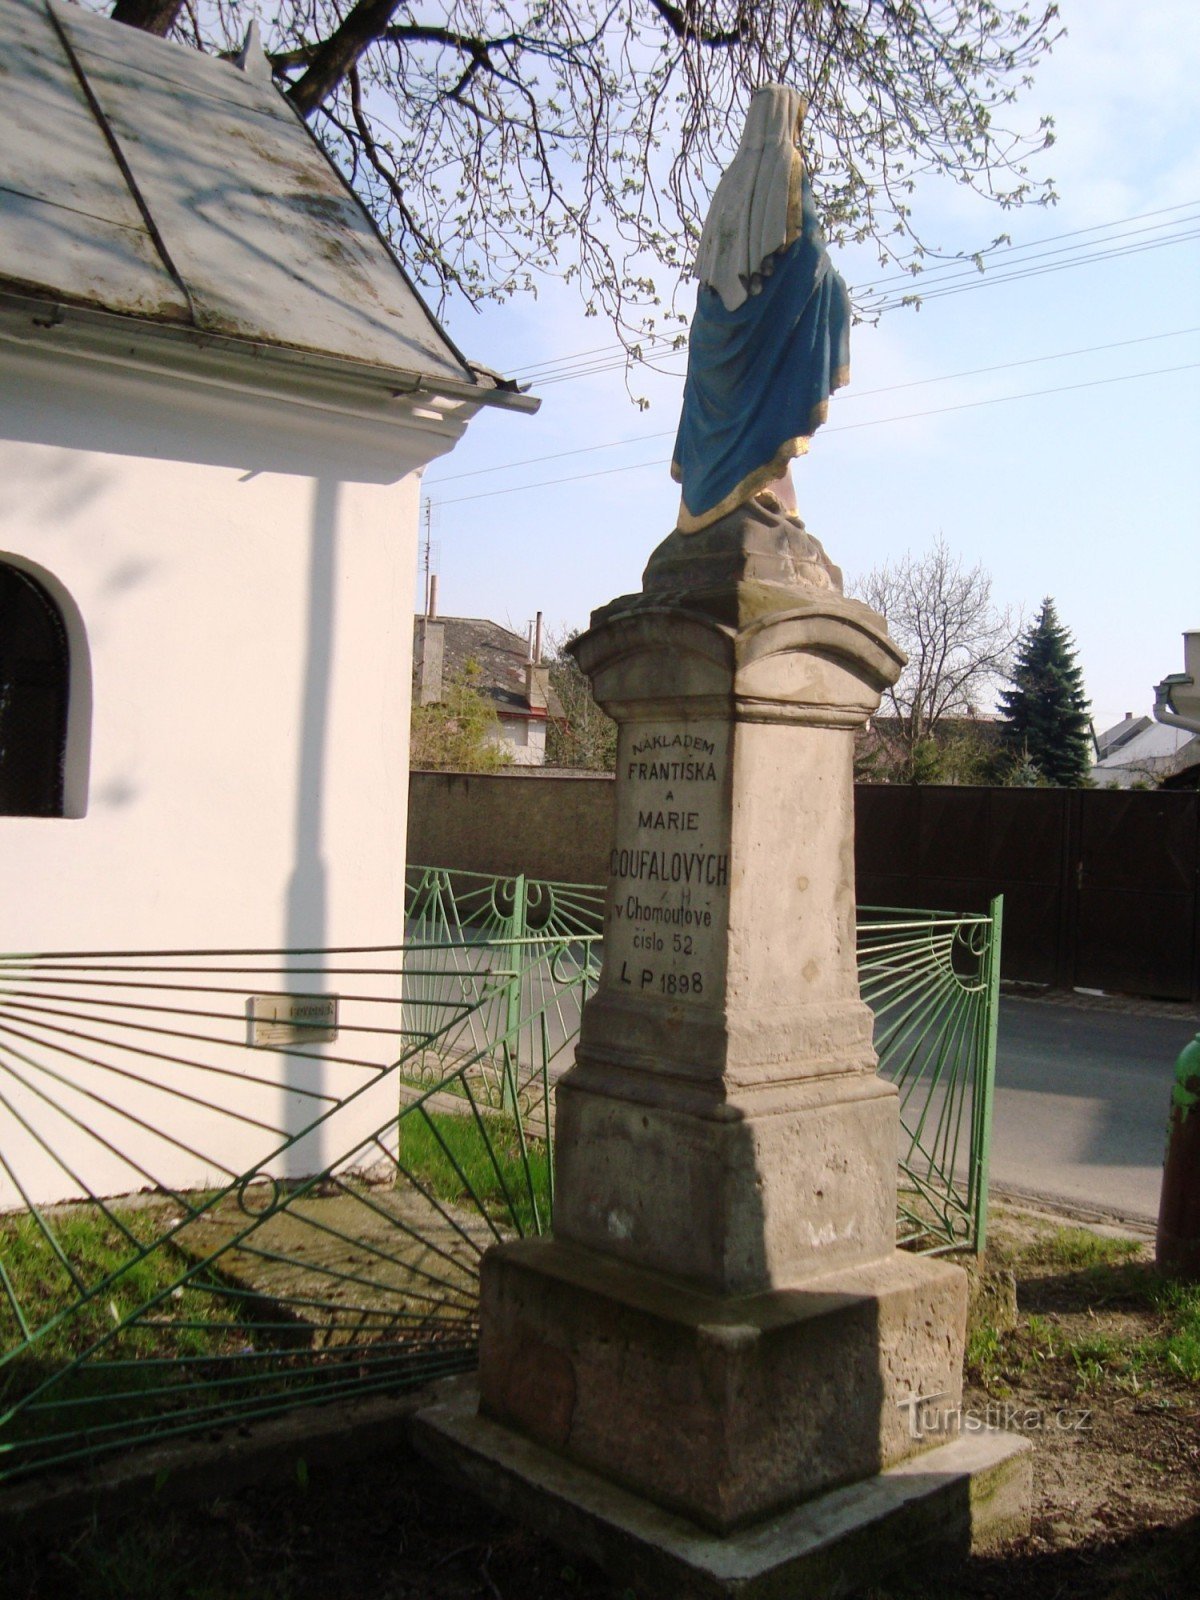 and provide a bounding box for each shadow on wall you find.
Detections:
[282,476,336,1172]
[0,445,114,527]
